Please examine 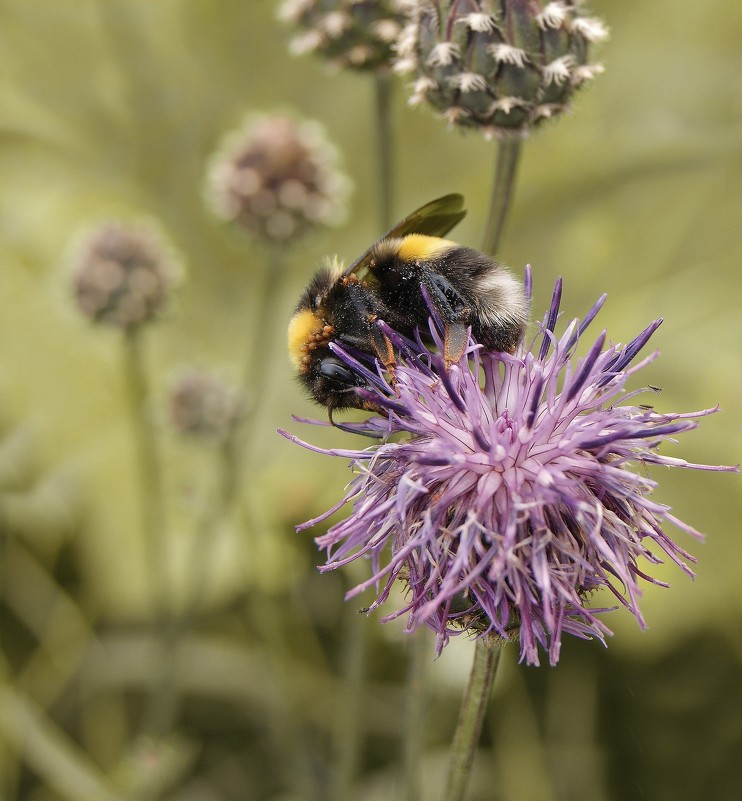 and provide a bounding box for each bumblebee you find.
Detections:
[287,194,529,414]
